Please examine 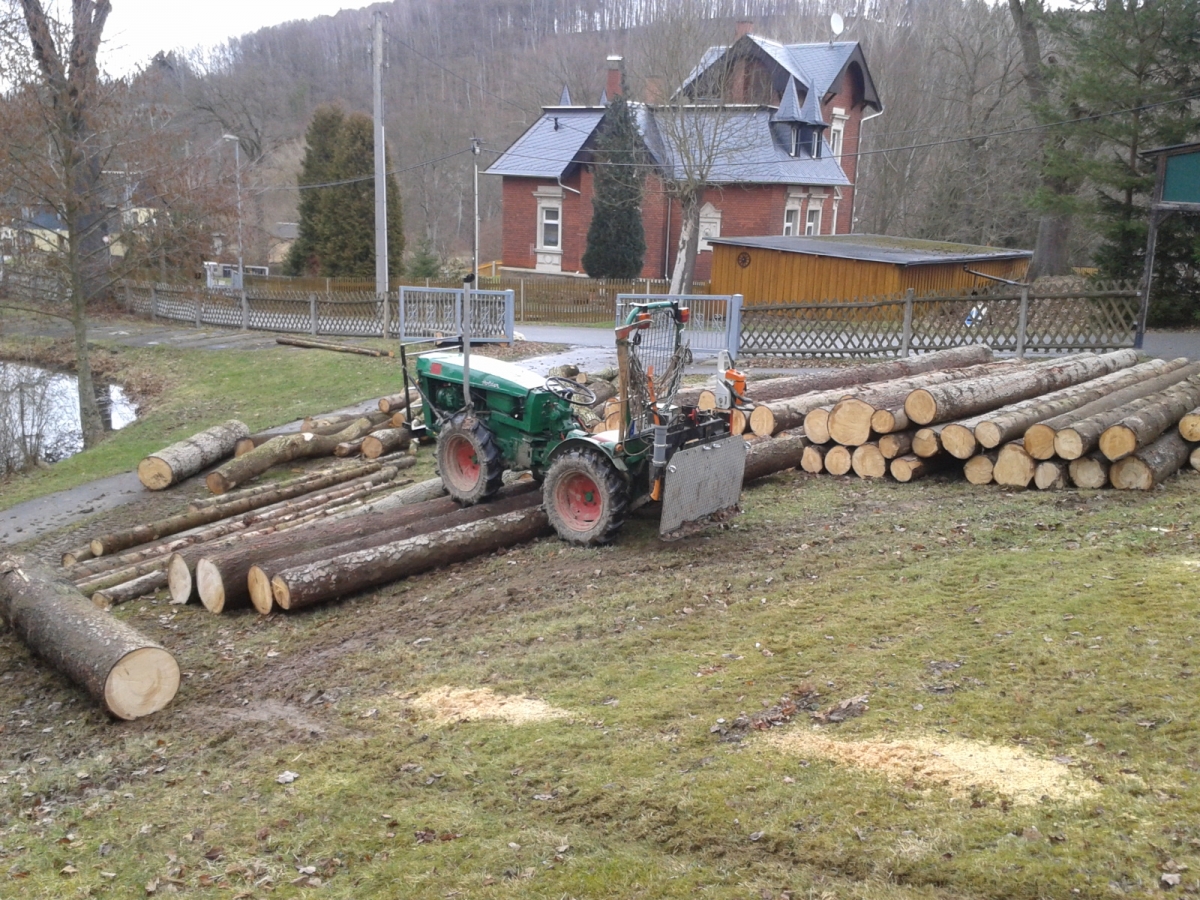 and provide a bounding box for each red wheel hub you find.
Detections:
[443,435,480,491]
[554,471,602,531]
